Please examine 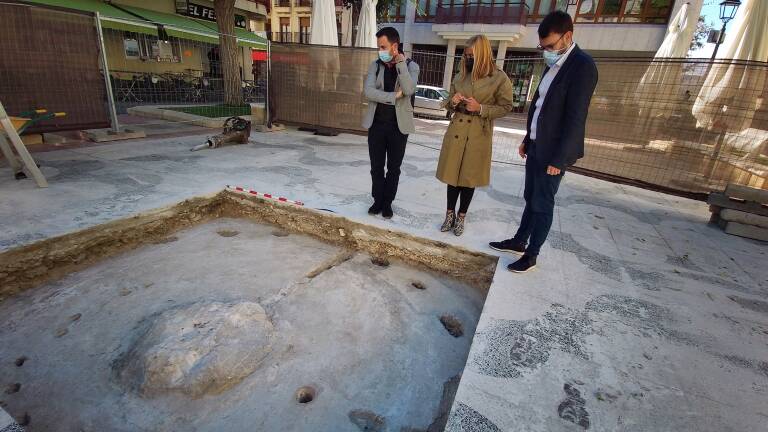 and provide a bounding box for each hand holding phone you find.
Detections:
[464,97,481,112]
